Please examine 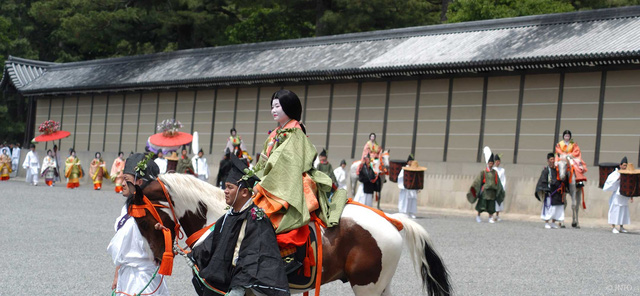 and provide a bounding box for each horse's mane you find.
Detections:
[157,174,227,219]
